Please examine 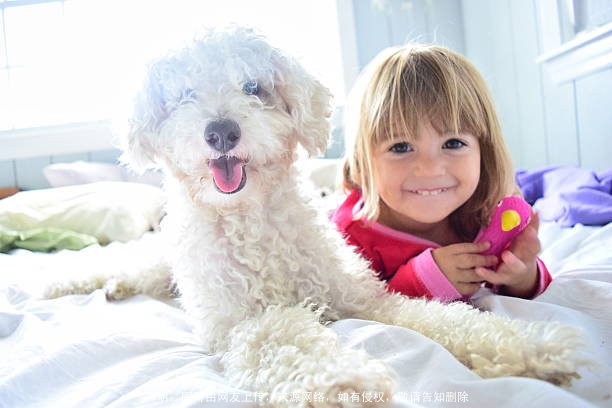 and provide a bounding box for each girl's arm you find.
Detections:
[387,249,464,302]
